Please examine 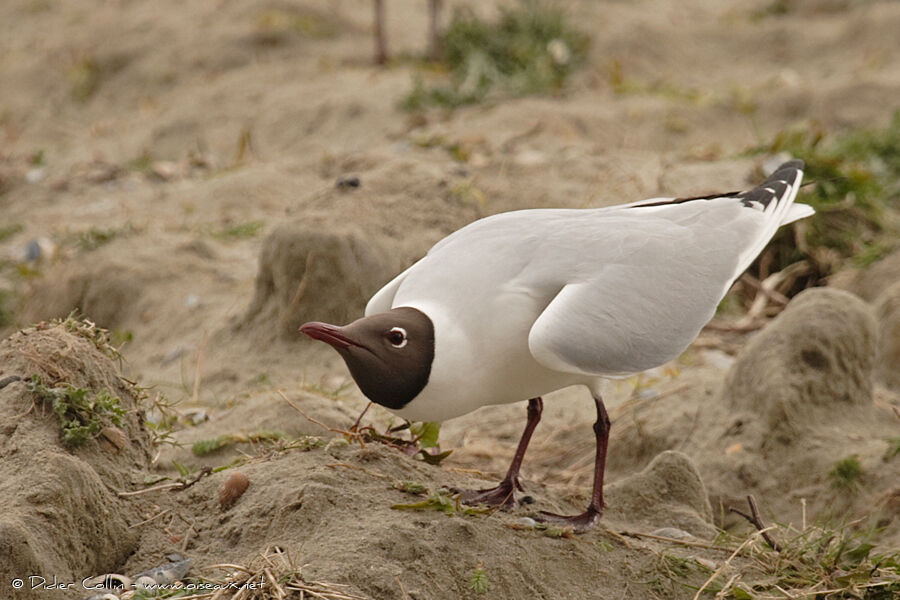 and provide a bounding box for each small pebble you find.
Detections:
[23,237,55,262]
[26,167,46,183]
[184,293,201,309]
[161,346,186,366]
[336,175,360,189]
[701,348,735,370]
[517,517,537,527]
[100,426,128,452]
[183,407,208,425]
[218,471,250,509]
[547,38,571,65]
[650,527,694,540]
